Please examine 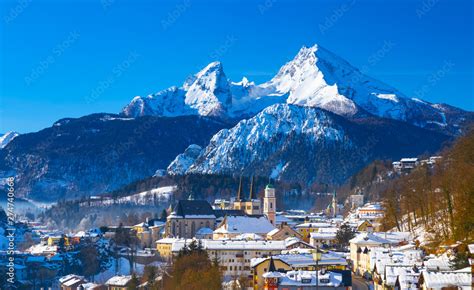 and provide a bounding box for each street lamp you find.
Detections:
[312,246,322,290]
